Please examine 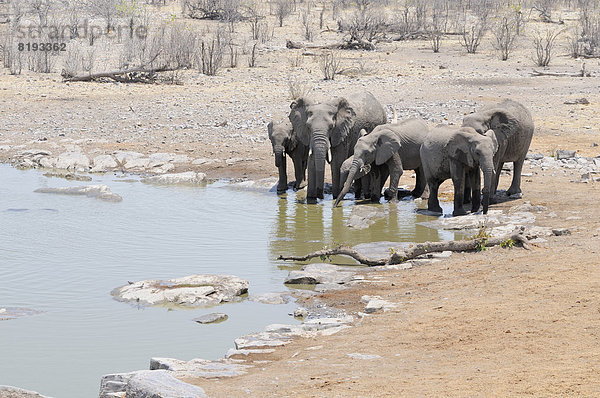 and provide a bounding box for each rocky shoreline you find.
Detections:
[1,147,597,397]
